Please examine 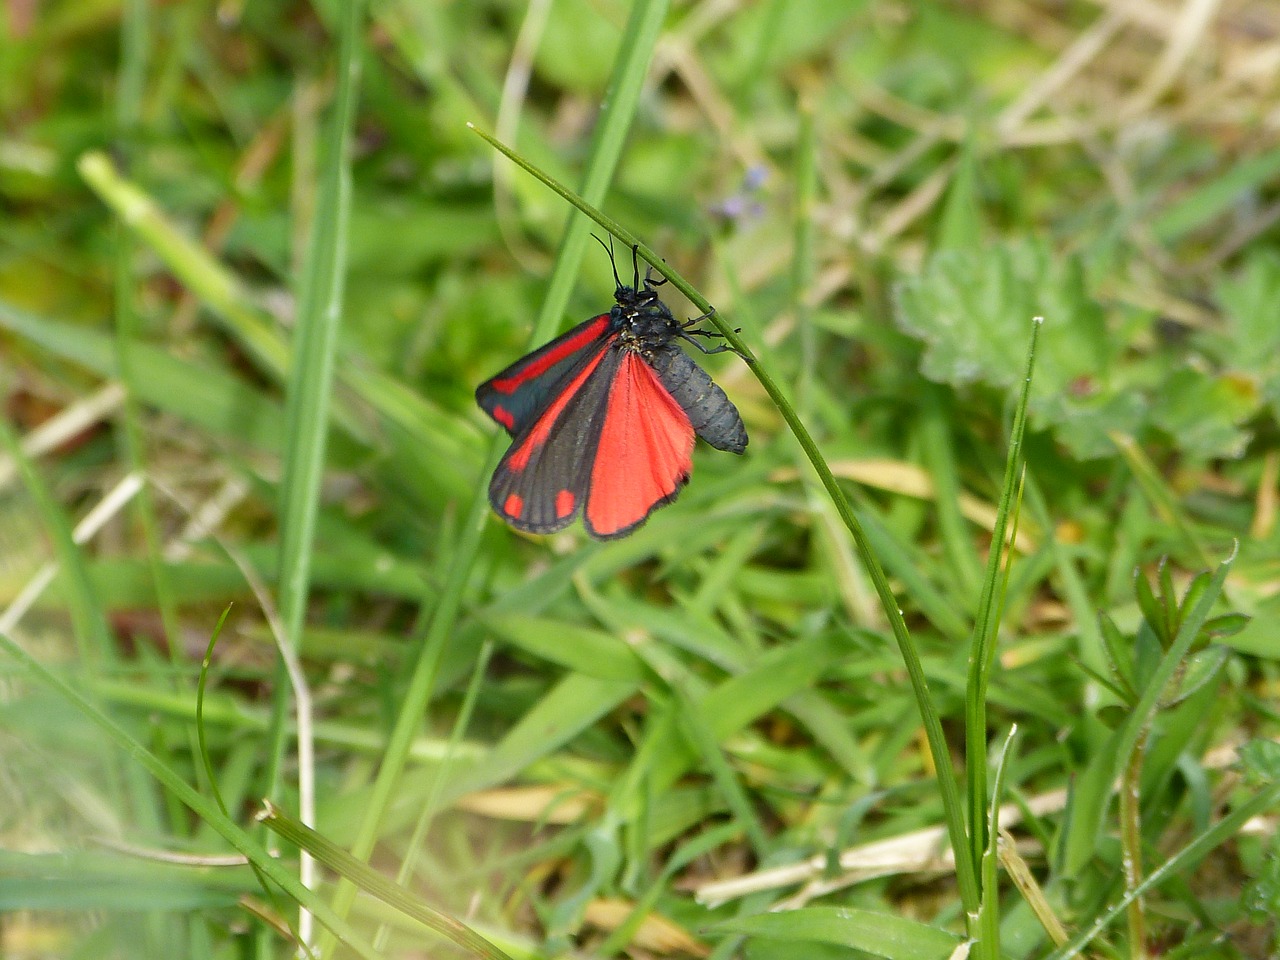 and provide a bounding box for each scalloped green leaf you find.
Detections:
[1210,248,1280,424]
[892,239,1131,459]
[1240,740,1280,784]
[894,238,1265,459]
[1147,367,1257,461]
